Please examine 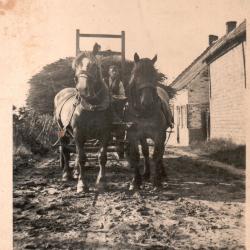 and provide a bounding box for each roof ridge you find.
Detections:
[170,19,246,89]
[170,45,213,87]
